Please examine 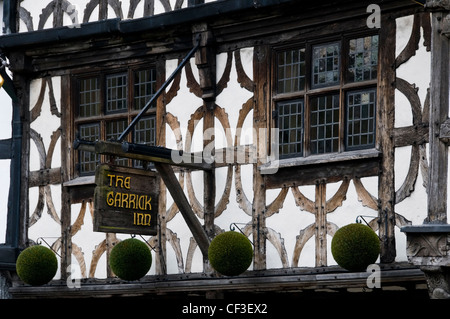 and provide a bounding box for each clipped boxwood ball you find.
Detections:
[109,238,152,281]
[331,223,380,271]
[208,231,253,276]
[16,245,58,286]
